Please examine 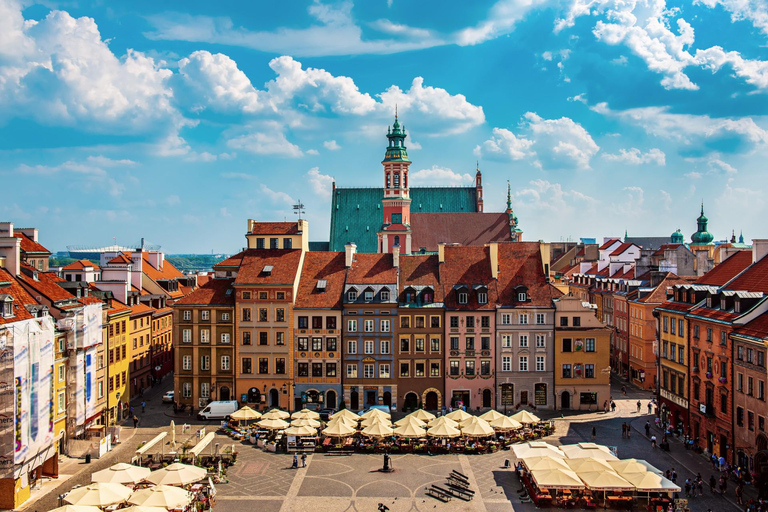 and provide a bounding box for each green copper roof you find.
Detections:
[691,202,714,244]
[329,187,479,252]
[383,116,410,163]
